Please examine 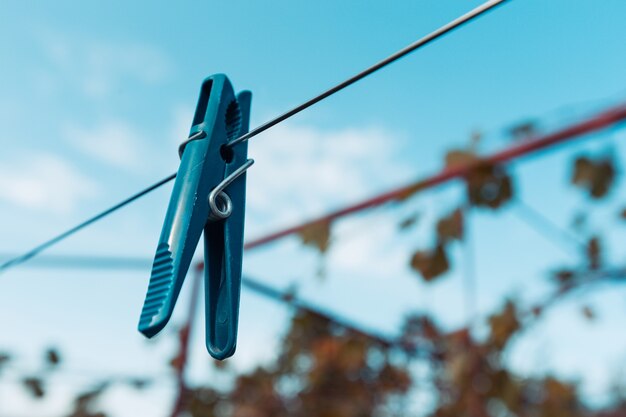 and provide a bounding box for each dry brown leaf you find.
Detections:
[23,377,45,398]
[311,337,342,366]
[398,212,420,230]
[379,364,412,393]
[571,156,616,199]
[298,220,331,253]
[436,208,464,243]
[553,269,575,285]
[488,301,520,349]
[45,348,61,367]
[445,149,479,170]
[543,377,577,406]
[572,157,594,184]
[410,244,449,282]
[337,339,368,372]
[445,350,470,385]
[586,236,601,270]
[466,163,513,209]
[71,383,112,417]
